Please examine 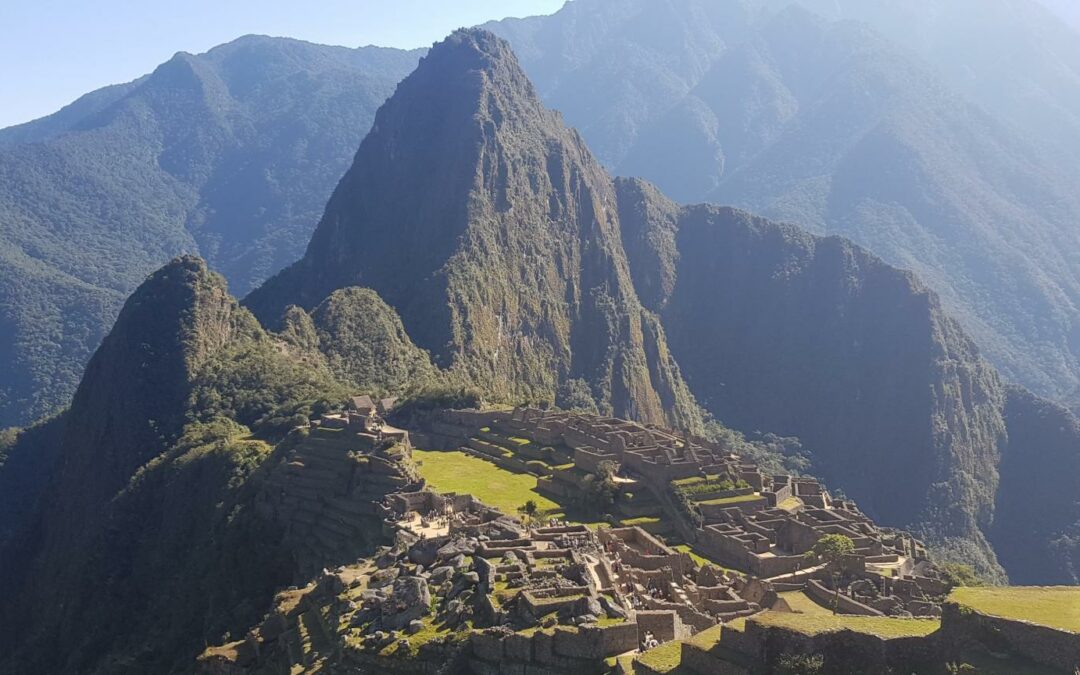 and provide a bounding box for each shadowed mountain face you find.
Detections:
[616,179,1011,576]
[247,30,703,430]
[0,257,352,673]
[0,37,420,428]
[486,0,1080,412]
